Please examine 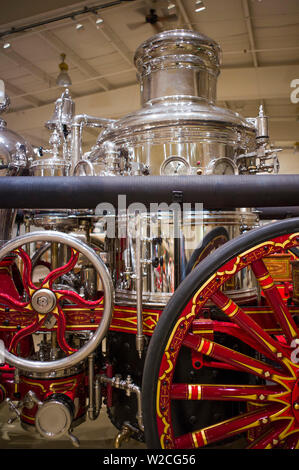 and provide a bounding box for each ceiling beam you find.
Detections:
[88,17,134,67]
[5,82,43,108]
[6,63,299,134]
[217,64,299,101]
[5,83,140,133]
[174,0,193,30]
[241,0,268,114]
[1,47,56,87]
[38,29,112,92]
[241,0,258,68]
